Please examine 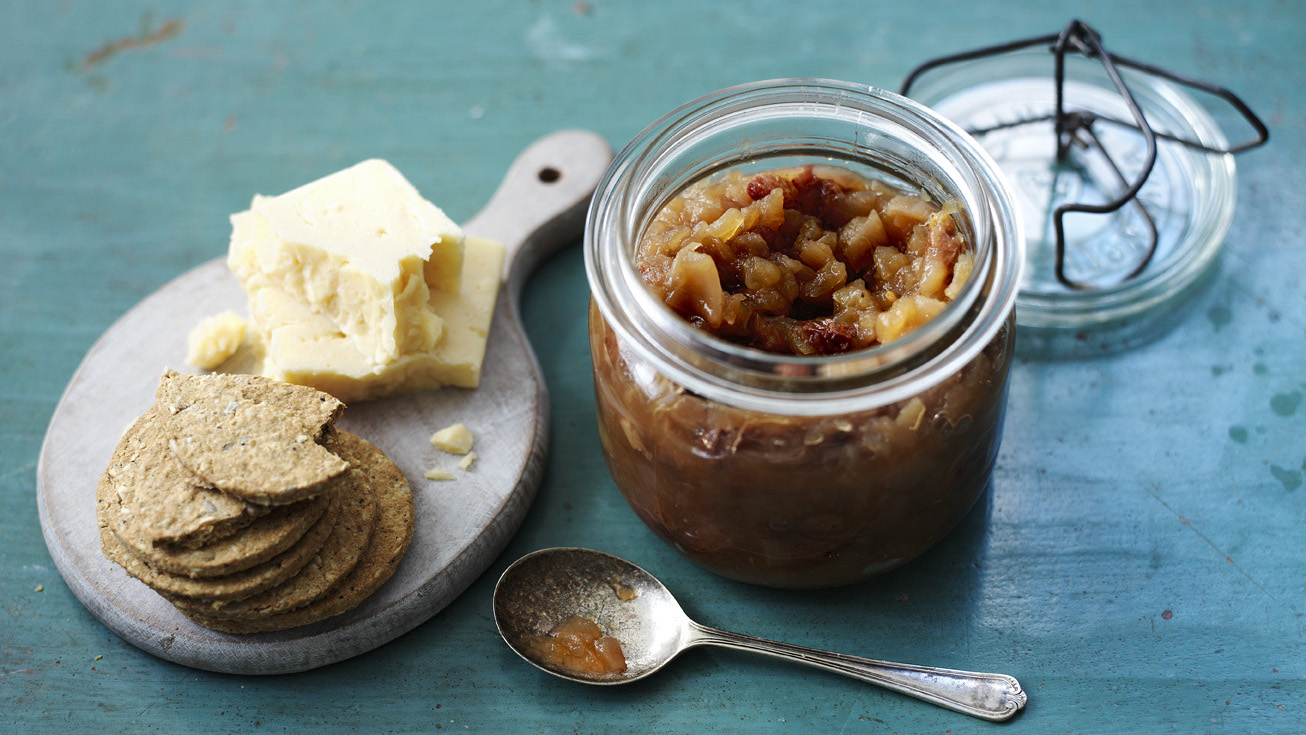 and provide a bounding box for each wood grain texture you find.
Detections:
[3,1,1303,733]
